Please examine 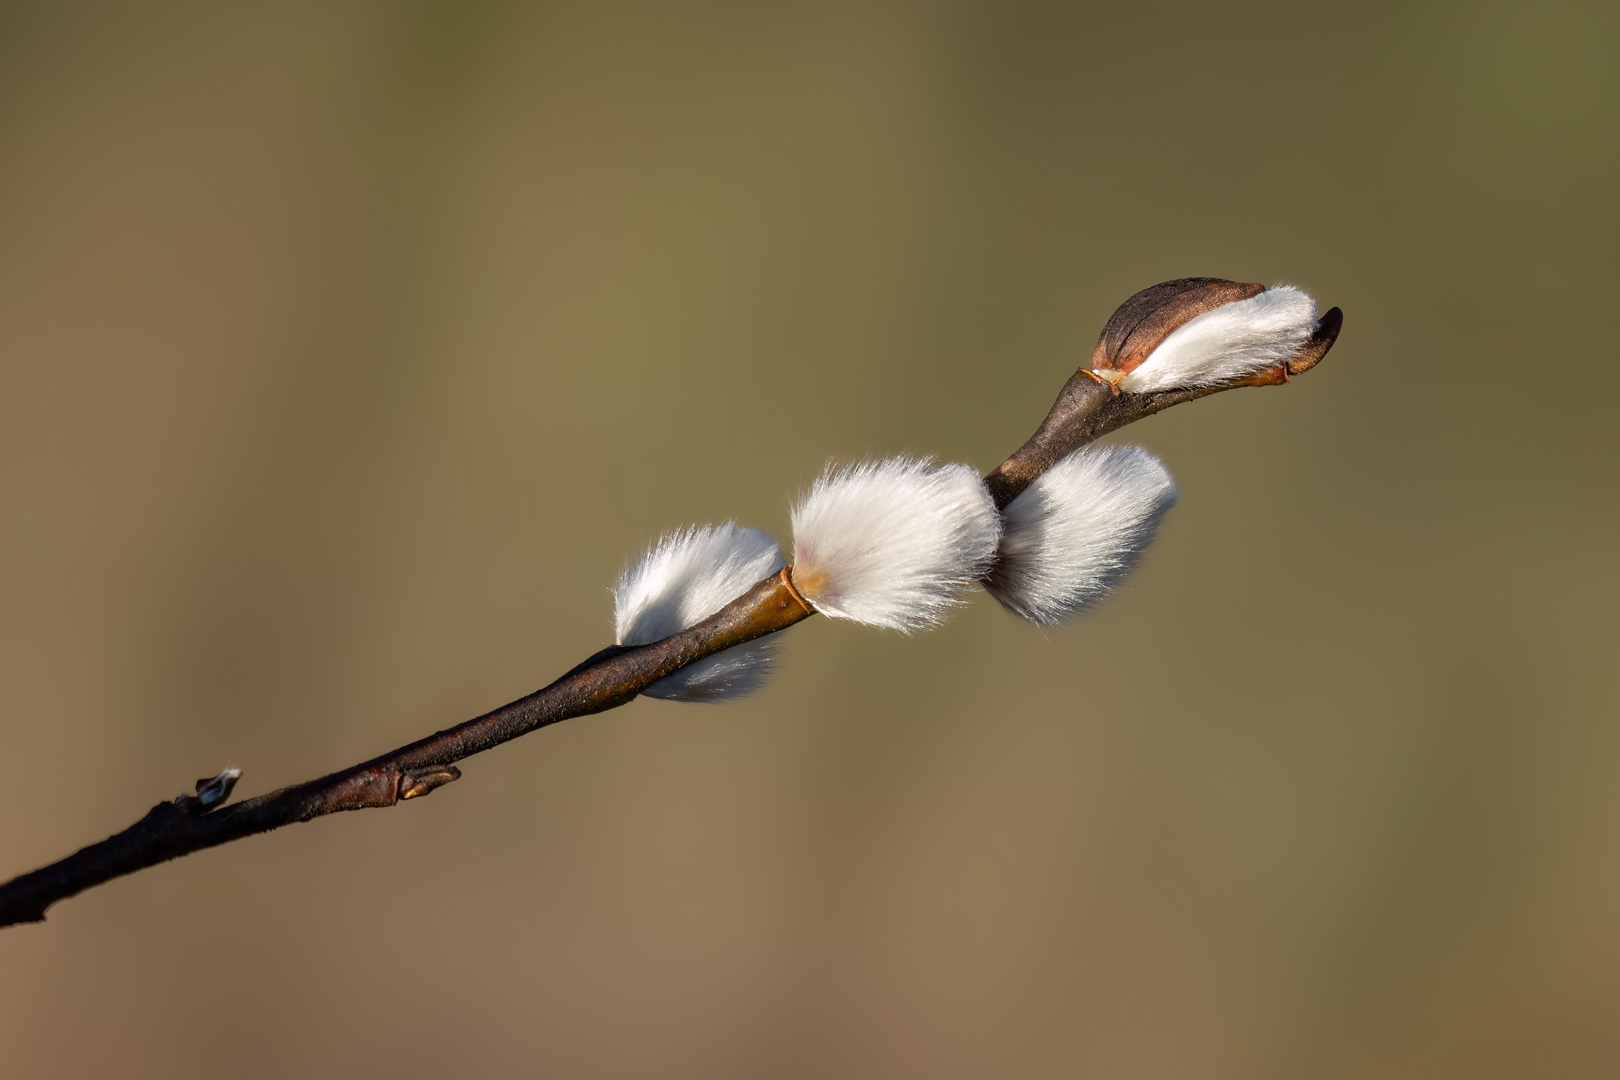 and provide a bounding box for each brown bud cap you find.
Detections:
[1090,278,1265,377]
